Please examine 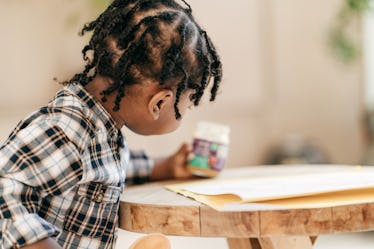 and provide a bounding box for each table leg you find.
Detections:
[227,238,260,249]
[310,236,318,245]
[227,236,315,249]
